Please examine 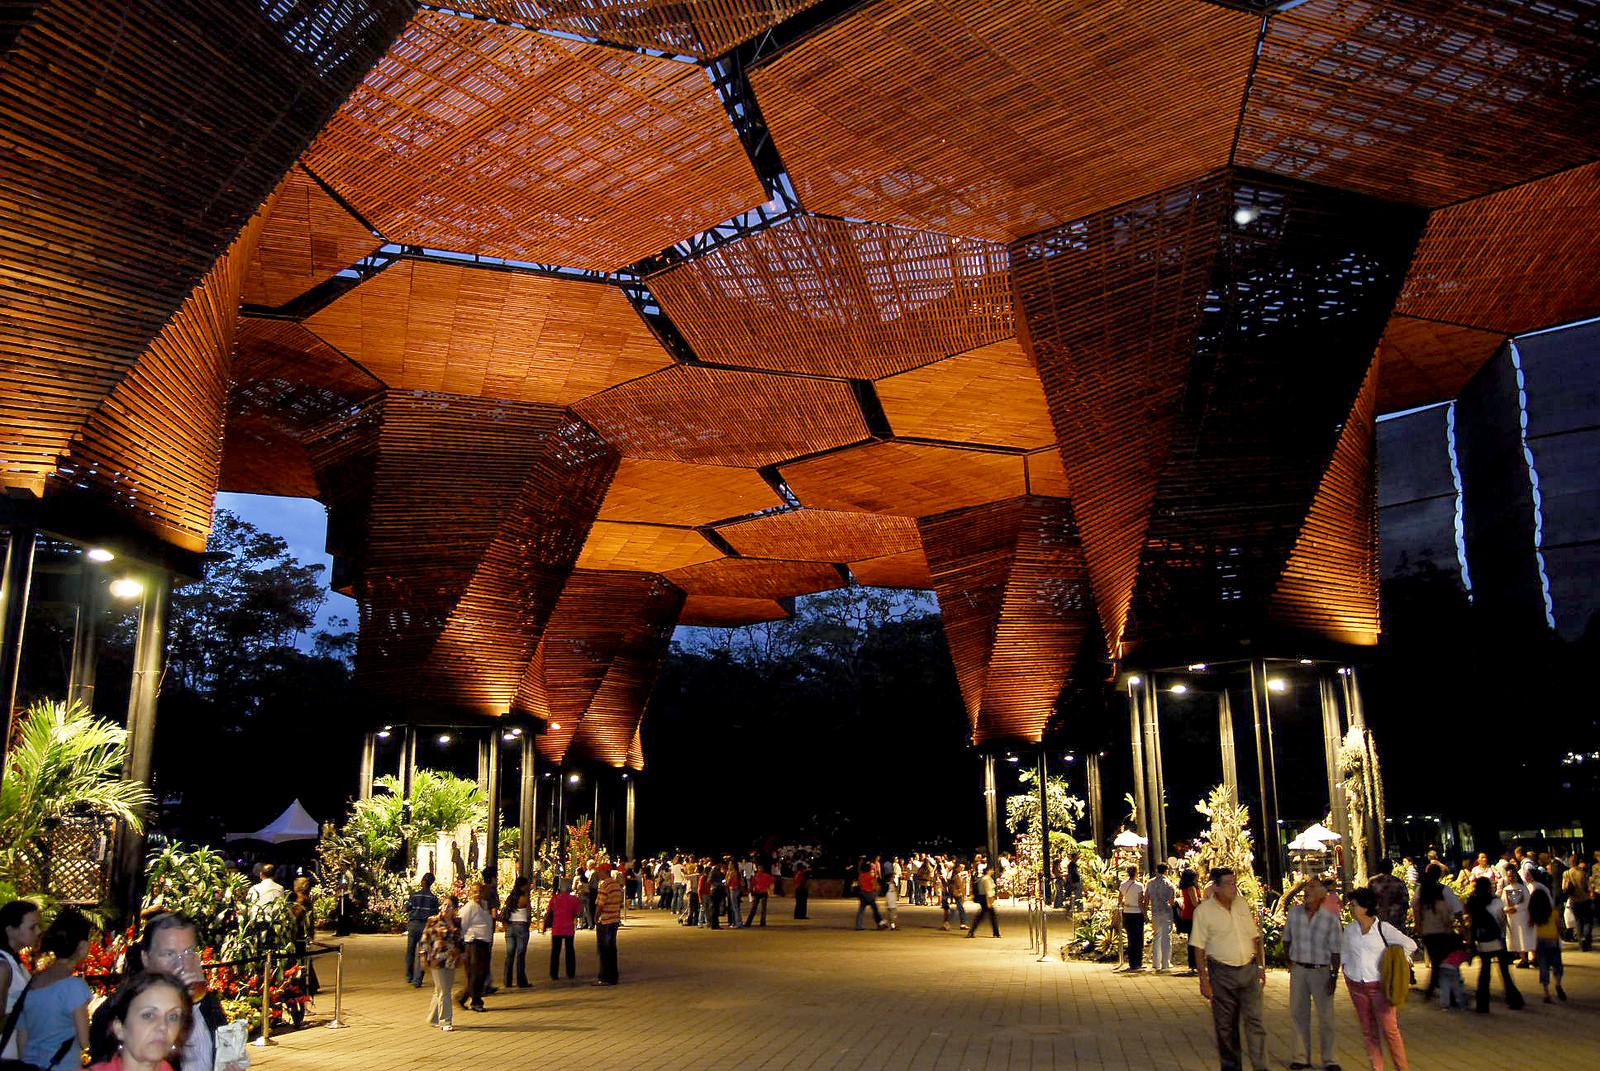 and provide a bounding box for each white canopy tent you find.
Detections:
[226,799,320,844]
